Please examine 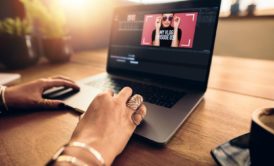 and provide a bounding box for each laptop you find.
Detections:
[45,0,221,144]
[0,73,21,85]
